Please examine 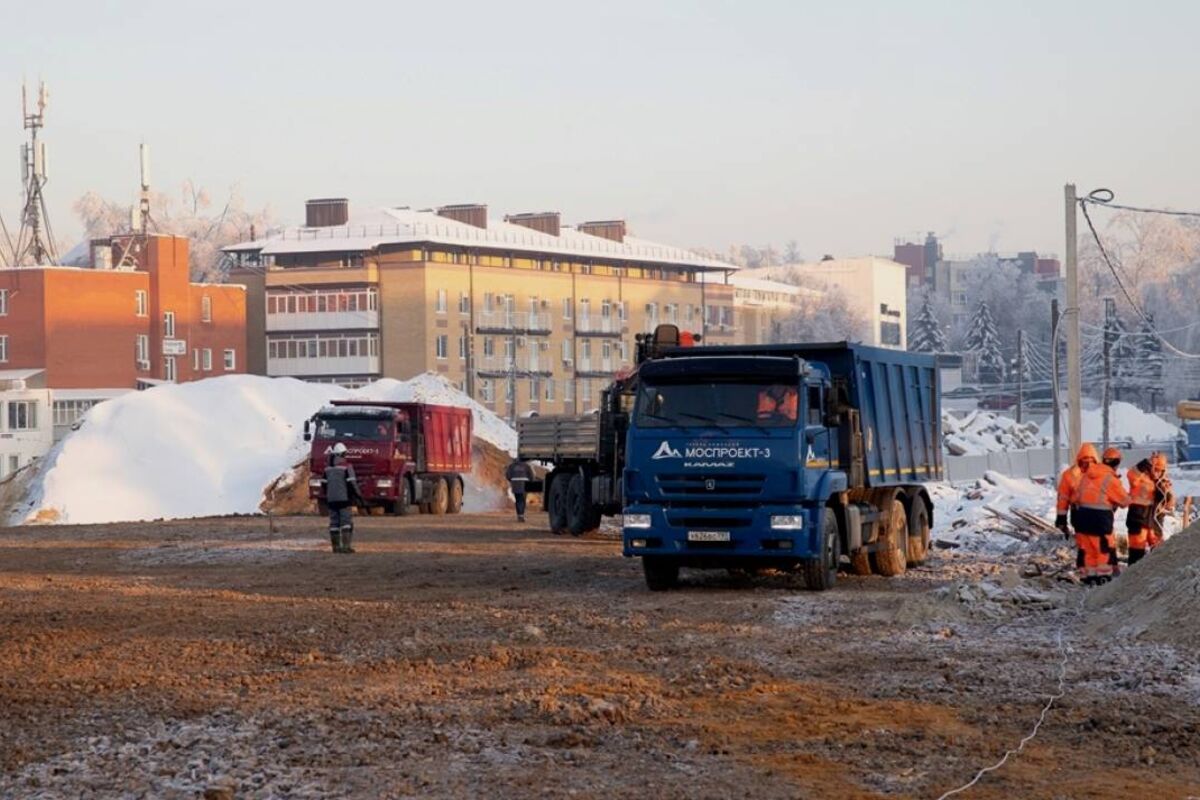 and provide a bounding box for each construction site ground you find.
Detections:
[1,513,1198,799]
